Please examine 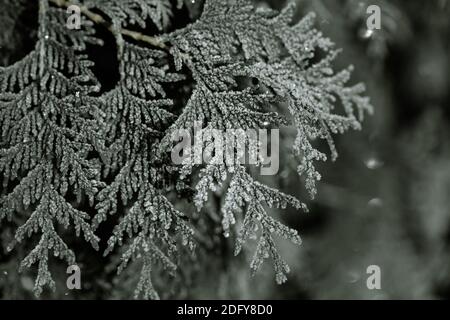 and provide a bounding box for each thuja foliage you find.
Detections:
[0,0,372,299]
